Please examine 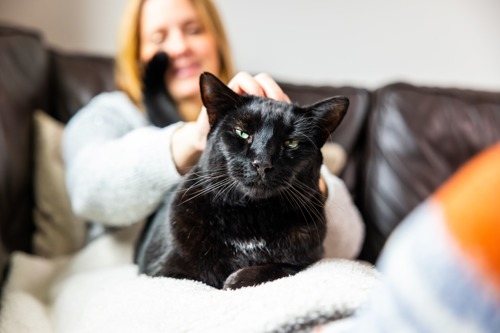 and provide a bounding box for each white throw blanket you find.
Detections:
[0,226,379,333]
